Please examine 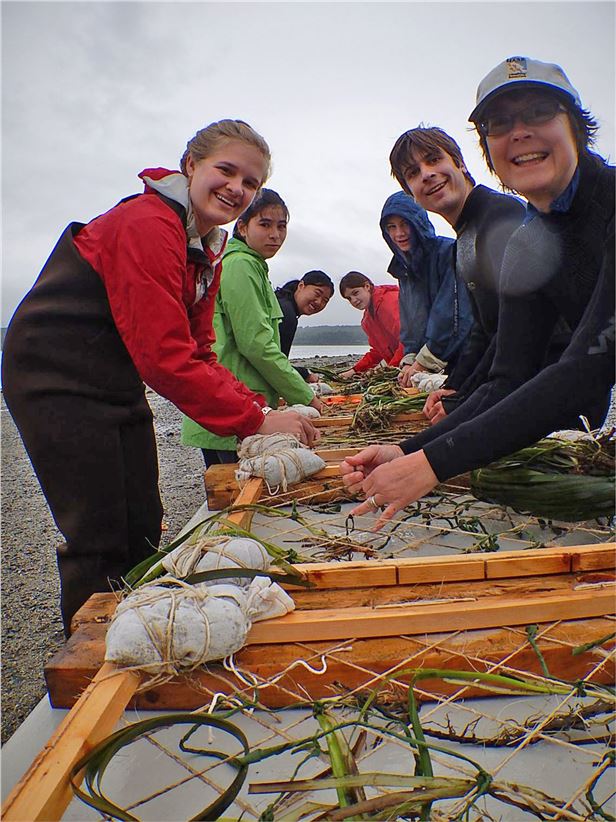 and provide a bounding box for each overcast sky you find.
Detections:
[2,1,614,328]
